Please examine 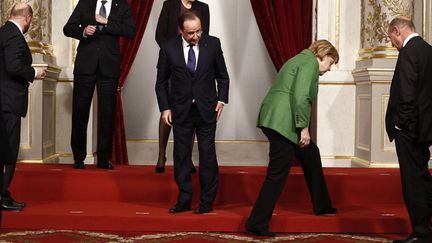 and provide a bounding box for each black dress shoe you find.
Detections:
[97,161,114,170]
[1,197,25,211]
[155,157,166,173]
[246,229,276,237]
[73,160,85,169]
[316,207,337,216]
[169,203,191,213]
[193,205,213,214]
